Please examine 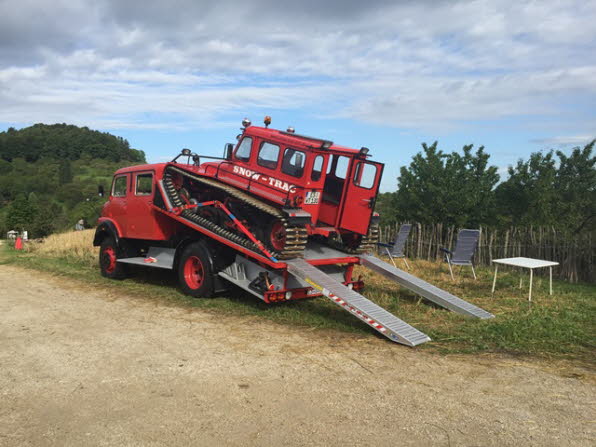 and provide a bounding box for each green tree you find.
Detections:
[57,183,85,208]
[555,140,596,233]
[5,194,35,231]
[496,151,558,226]
[58,159,73,184]
[33,201,65,237]
[374,191,399,227]
[0,159,11,175]
[394,142,499,227]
